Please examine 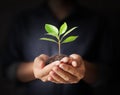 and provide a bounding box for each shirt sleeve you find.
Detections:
[0,15,25,83]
